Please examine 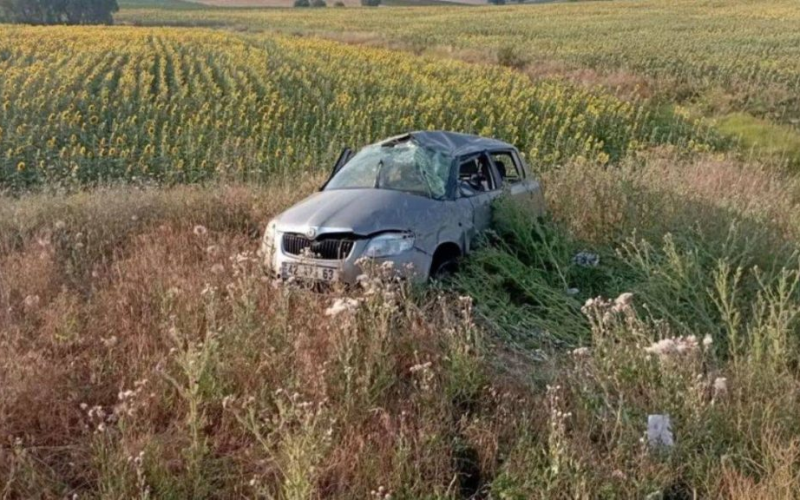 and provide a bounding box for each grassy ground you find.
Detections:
[2,0,800,497]
[2,151,800,498]
[717,113,800,169]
